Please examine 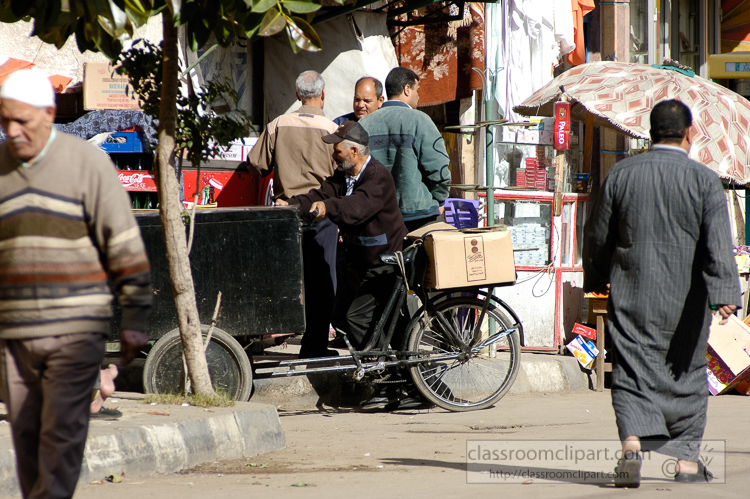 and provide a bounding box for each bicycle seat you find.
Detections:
[379,244,419,266]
